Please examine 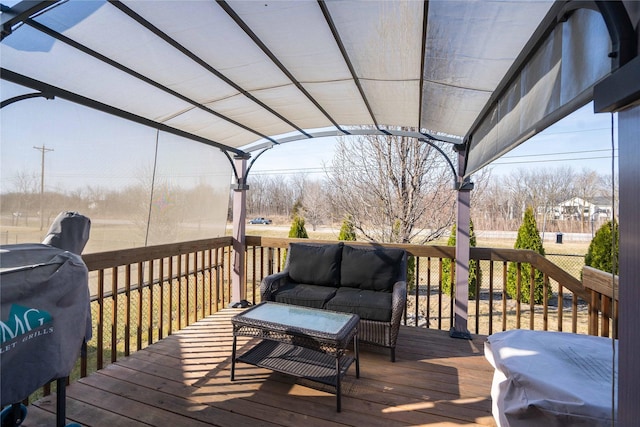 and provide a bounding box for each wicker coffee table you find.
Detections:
[230,302,360,412]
